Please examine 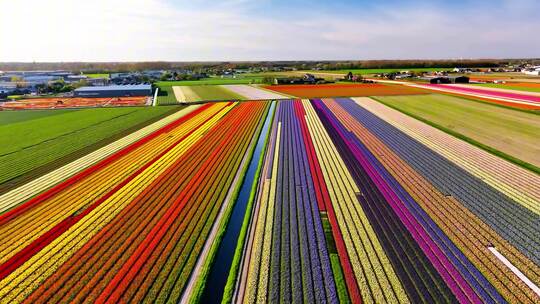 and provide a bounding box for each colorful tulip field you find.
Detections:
[230,98,539,304]
[0,96,149,110]
[0,94,538,303]
[263,83,428,98]
[0,101,271,303]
